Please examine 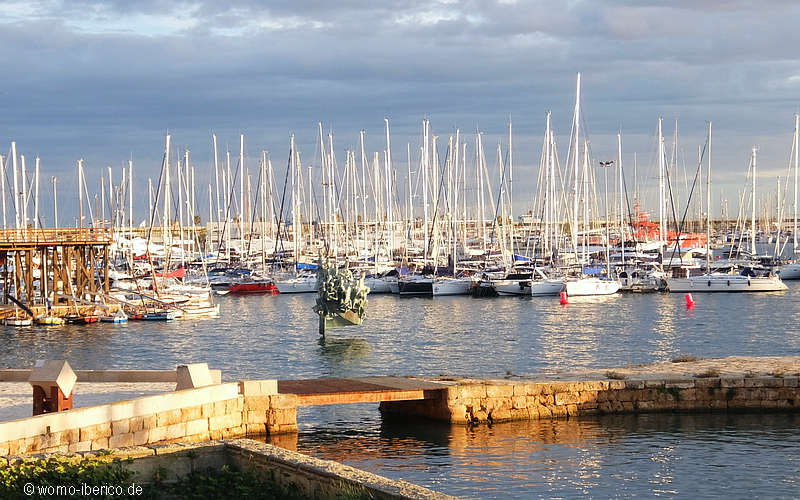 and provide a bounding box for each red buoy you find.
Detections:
[560,291,569,305]
[684,293,695,308]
